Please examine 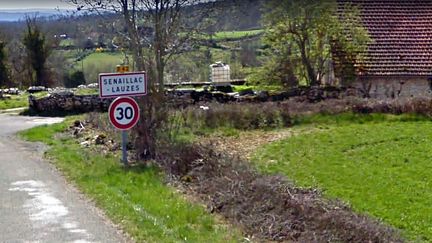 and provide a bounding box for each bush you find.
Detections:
[64,71,86,88]
[174,103,293,132]
[352,97,432,117]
